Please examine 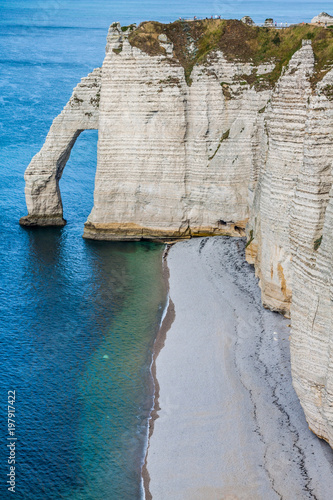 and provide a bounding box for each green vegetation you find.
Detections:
[314,236,323,251]
[245,229,254,248]
[112,47,123,54]
[121,24,136,32]
[208,129,230,161]
[128,19,333,87]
